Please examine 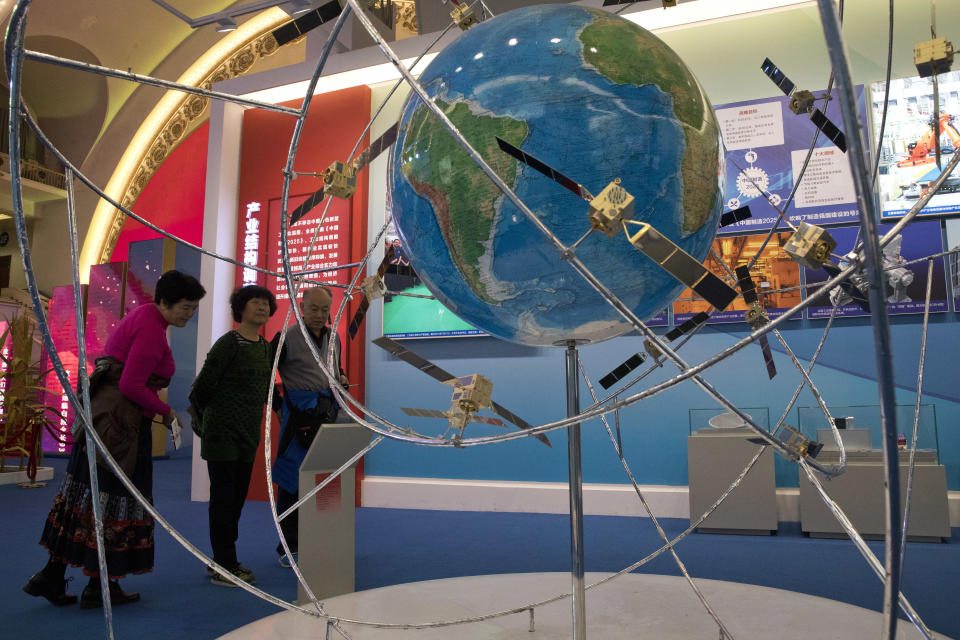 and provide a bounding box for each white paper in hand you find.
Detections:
[171,416,182,450]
